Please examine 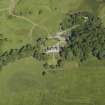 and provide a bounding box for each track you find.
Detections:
[8,0,49,39]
